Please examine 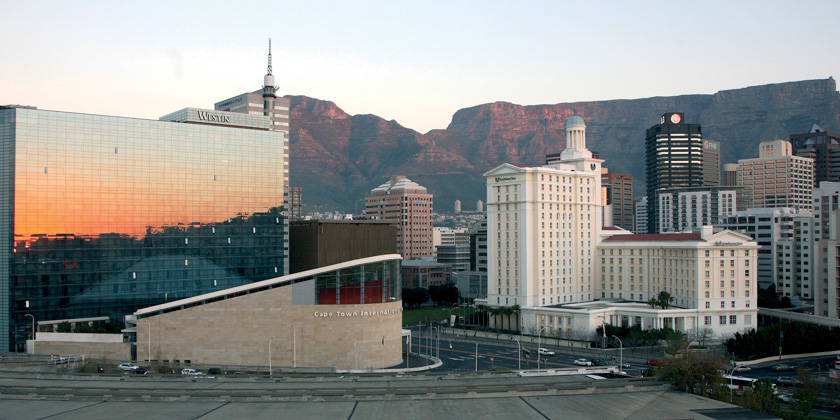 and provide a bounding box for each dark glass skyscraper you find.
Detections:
[0,105,286,351]
[645,112,704,233]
